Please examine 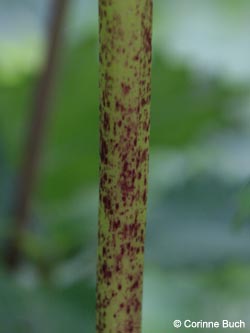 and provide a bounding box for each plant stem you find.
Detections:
[96,1,153,332]
[4,0,68,269]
